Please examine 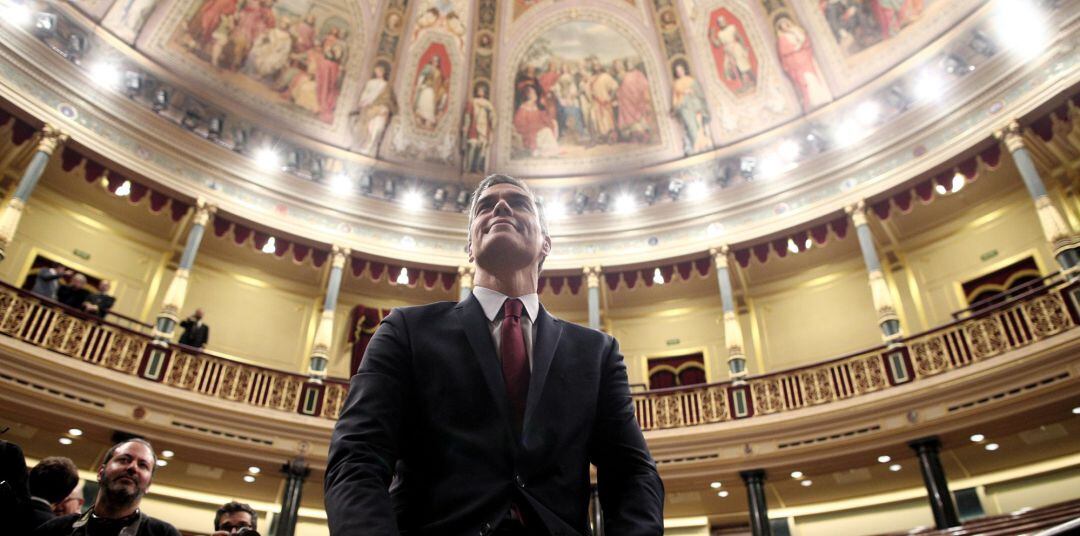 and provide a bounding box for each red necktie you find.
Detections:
[500,298,530,426]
